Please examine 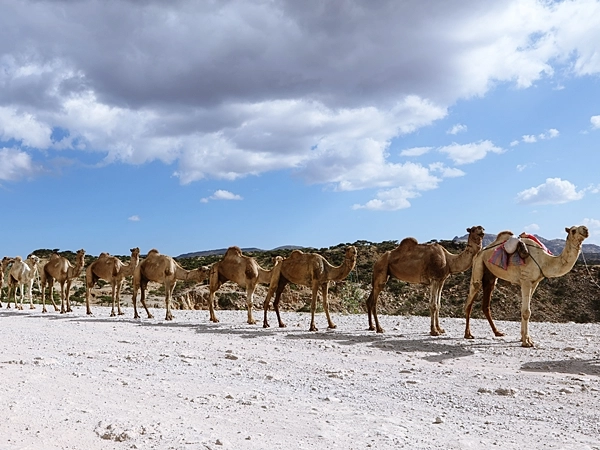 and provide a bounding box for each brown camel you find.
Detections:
[263,246,357,331]
[366,226,485,335]
[132,249,210,321]
[0,256,15,308]
[464,225,589,347]
[7,254,41,310]
[41,249,86,314]
[208,246,283,324]
[85,248,141,316]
